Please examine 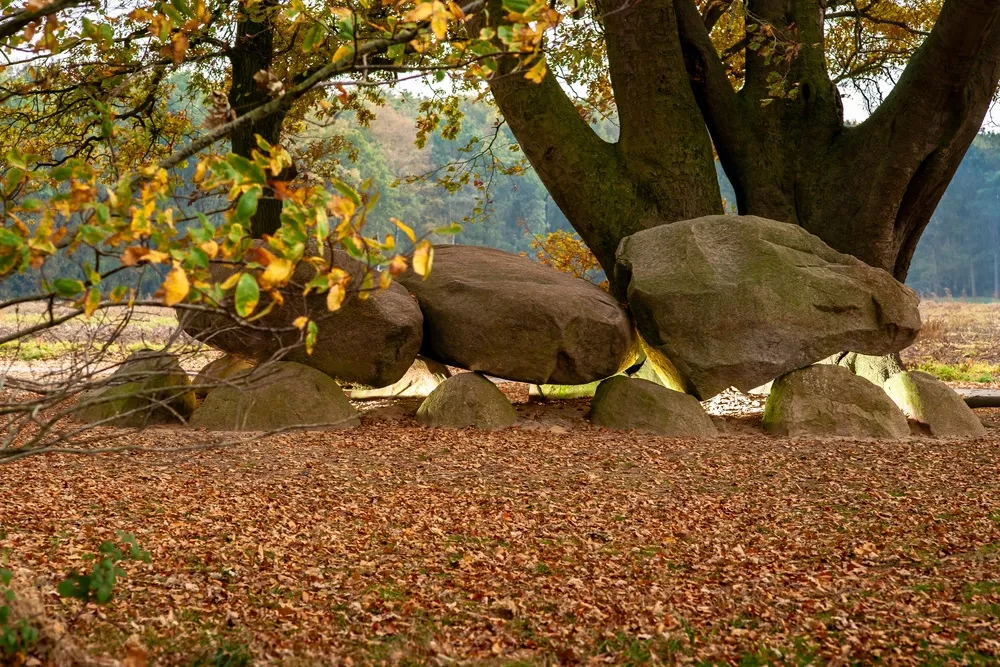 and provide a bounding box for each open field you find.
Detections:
[1,300,1000,665]
[903,300,1000,384]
